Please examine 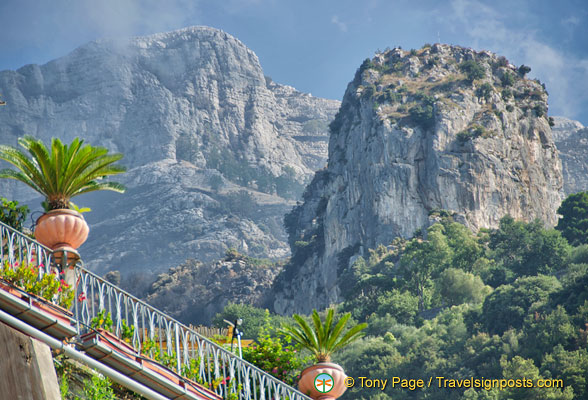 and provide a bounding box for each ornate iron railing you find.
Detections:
[0,221,311,400]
